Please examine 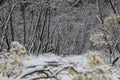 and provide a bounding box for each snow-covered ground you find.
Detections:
[0,51,120,80]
